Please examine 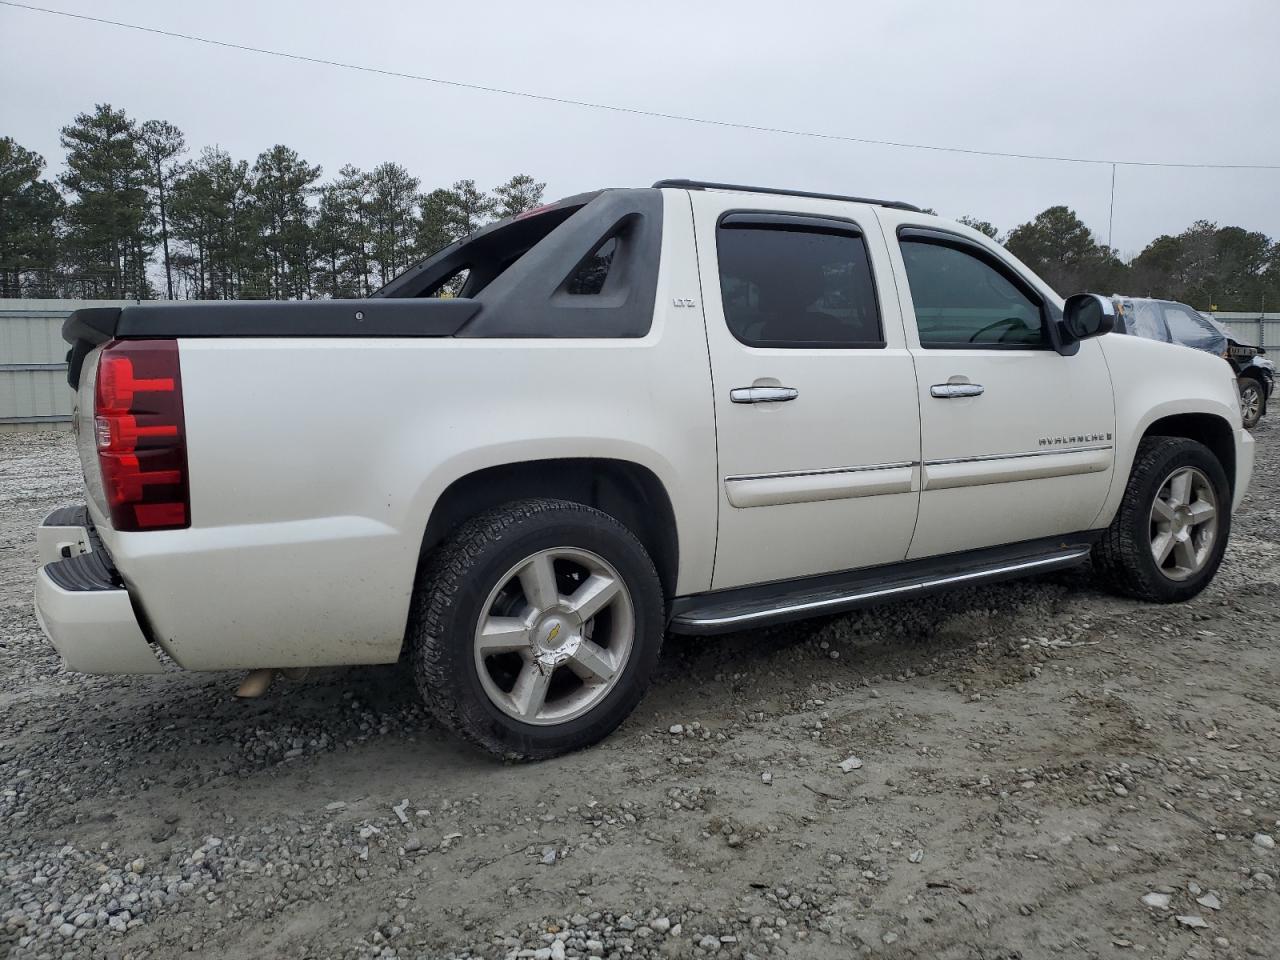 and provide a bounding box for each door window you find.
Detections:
[1161,303,1227,351]
[900,239,1046,348]
[716,219,883,348]
[1119,299,1172,342]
